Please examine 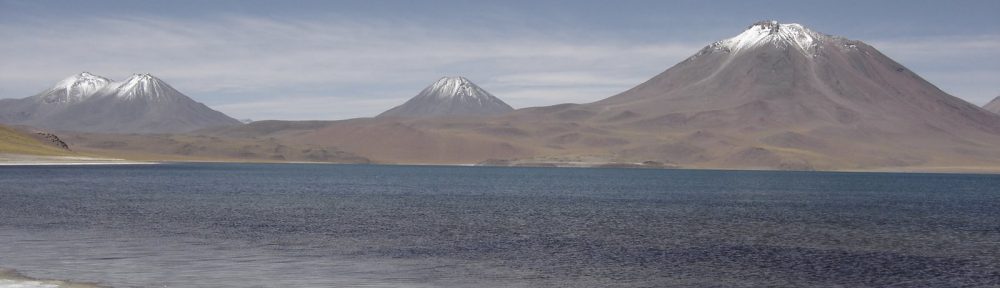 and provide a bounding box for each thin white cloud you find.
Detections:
[213,95,403,121]
[490,72,646,87]
[870,35,1000,57]
[0,15,704,120]
[493,87,631,108]
[870,35,1000,104]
